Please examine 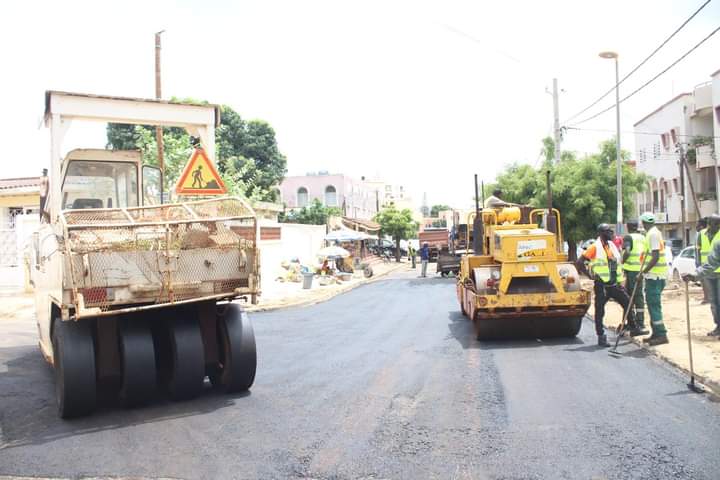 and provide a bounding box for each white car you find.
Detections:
[670,246,696,281]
